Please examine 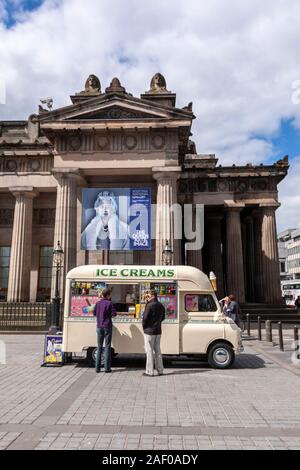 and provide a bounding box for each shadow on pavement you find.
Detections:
[69,352,266,371]
[233,353,266,369]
